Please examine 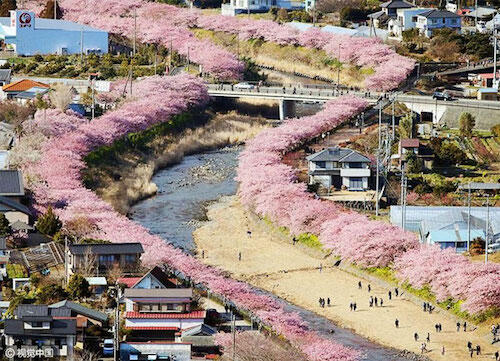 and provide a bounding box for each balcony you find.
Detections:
[340,168,370,178]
